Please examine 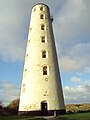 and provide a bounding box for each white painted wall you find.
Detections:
[19,3,65,112]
